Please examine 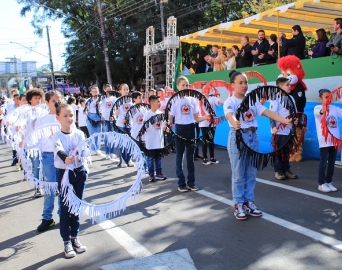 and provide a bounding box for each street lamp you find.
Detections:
[10,40,55,89]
